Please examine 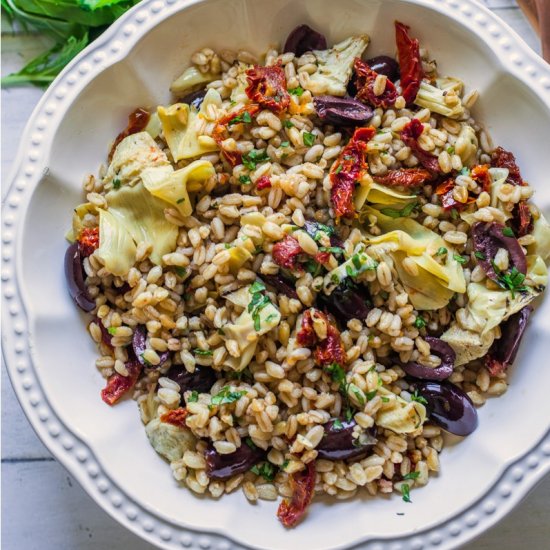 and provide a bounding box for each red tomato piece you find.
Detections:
[277,462,316,528]
[514,201,533,237]
[354,58,398,108]
[491,146,525,186]
[160,408,188,429]
[78,227,100,257]
[245,64,290,113]
[395,22,423,105]
[471,164,492,193]
[435,178,474,211]
[373,168,432,187]
[401,119,441,173]
[272,235,303,270]
[296,309,316,347]
[256,176,272,190]
[109,107,150,161]
[314,322,346,367]
[101,360,142,406]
